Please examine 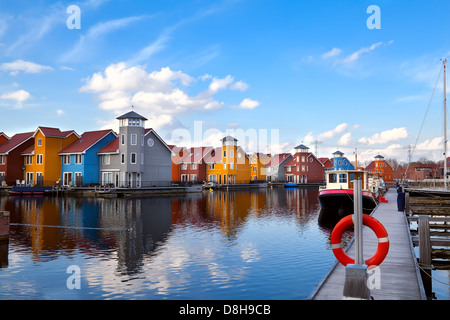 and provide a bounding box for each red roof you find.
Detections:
[97,137,119,154]
[0,132,34,154]
[179,146,214,163]
[205,147,222,163]
[59,130,115,154]
[21,145,35,155]
[265,153,292,166]
[35,126,78,138]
